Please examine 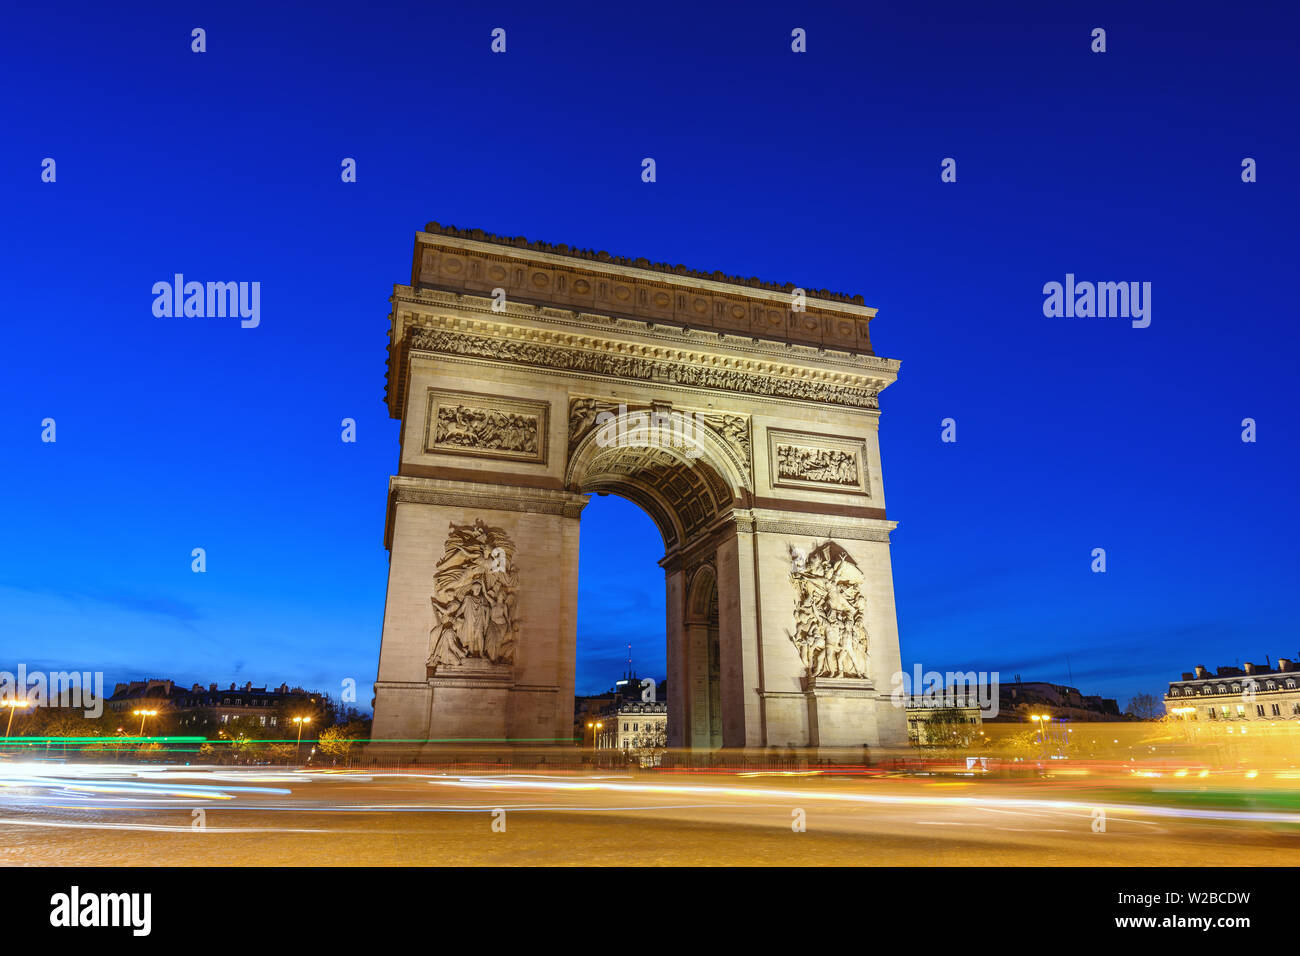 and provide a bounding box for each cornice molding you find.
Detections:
[393,286,898,374]
[735,510,898,543]
[389,312,888,417]
[385,475,588,549]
